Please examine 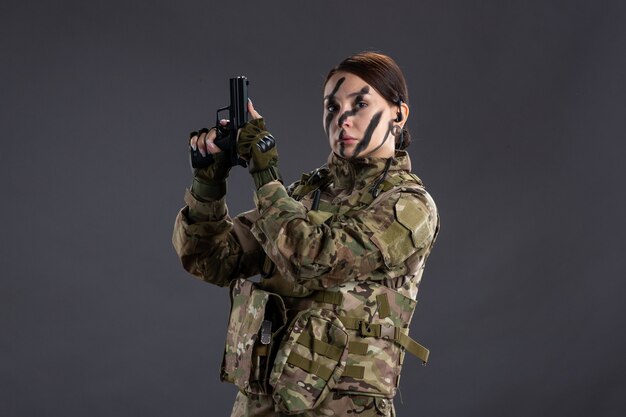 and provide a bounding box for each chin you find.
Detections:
[333,146,353,159]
